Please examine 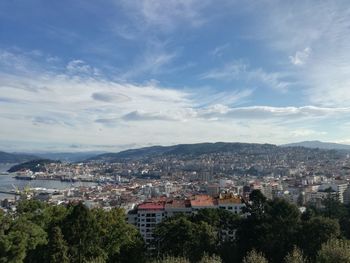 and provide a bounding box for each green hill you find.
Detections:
[8,159,61,173]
